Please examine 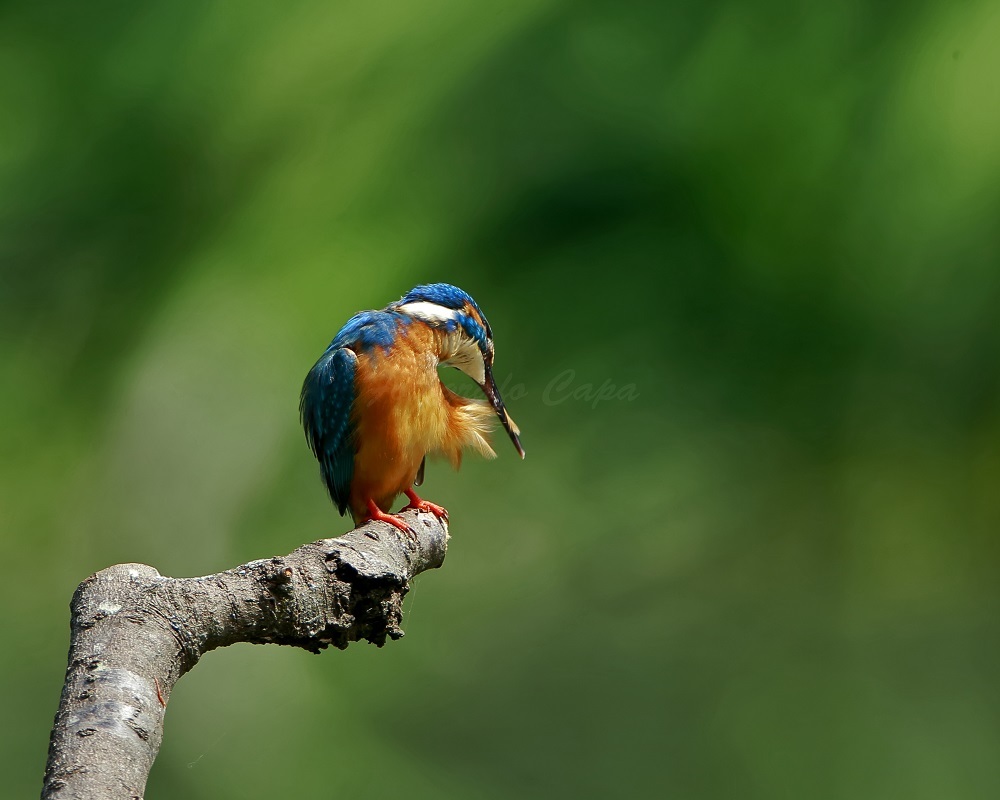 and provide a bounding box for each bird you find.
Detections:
[300,283,524,534]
